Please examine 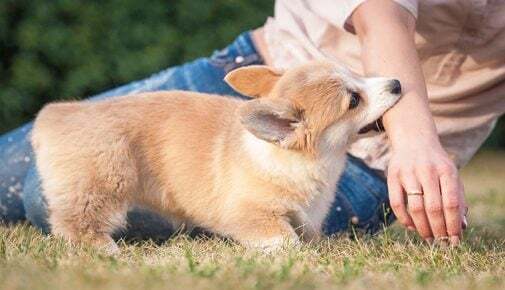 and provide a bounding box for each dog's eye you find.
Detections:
[349,92,360,109]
